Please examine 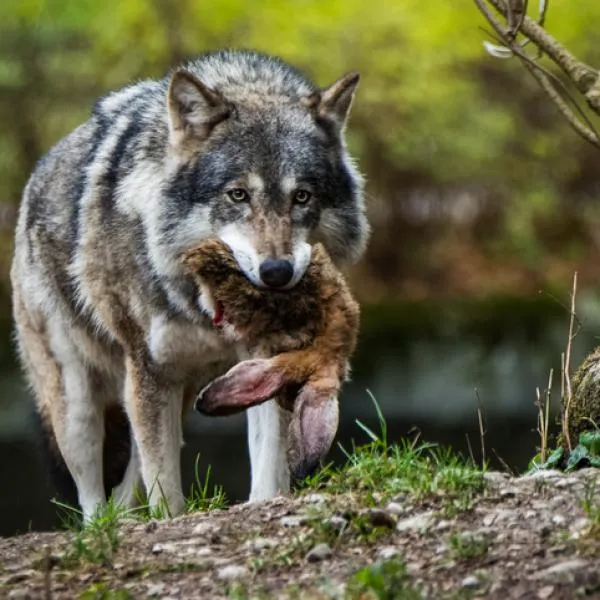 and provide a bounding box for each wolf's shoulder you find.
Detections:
[92,77,168,122]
